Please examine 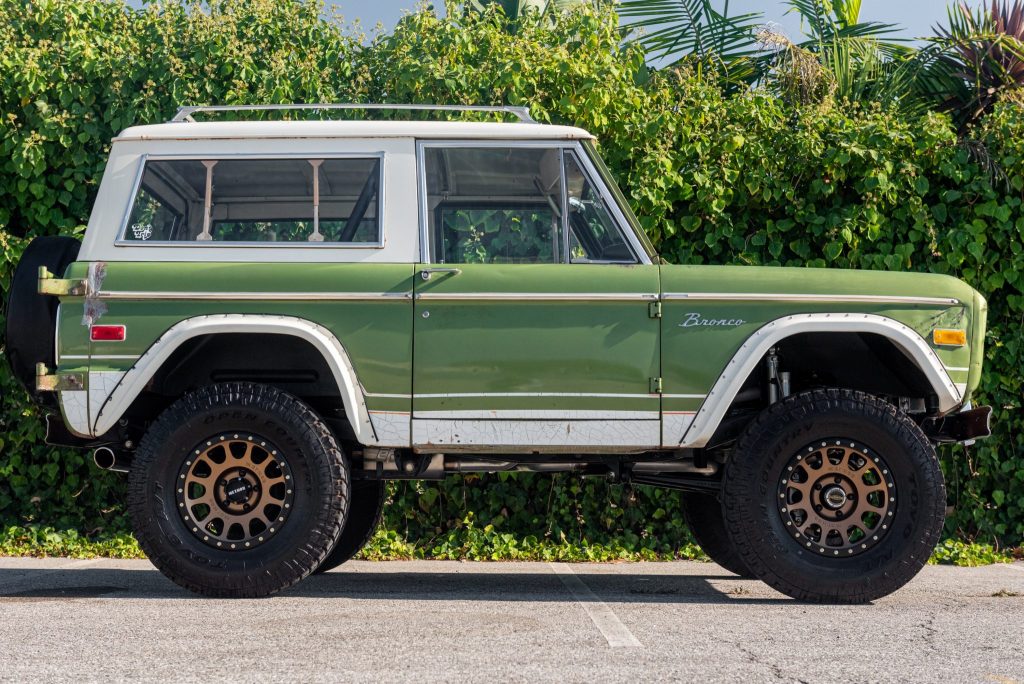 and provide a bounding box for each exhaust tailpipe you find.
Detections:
[93,446,130,473]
